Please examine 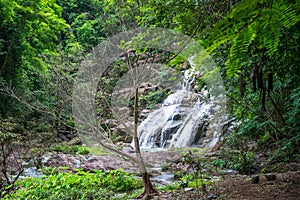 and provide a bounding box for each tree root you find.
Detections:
[137,189,160,200]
